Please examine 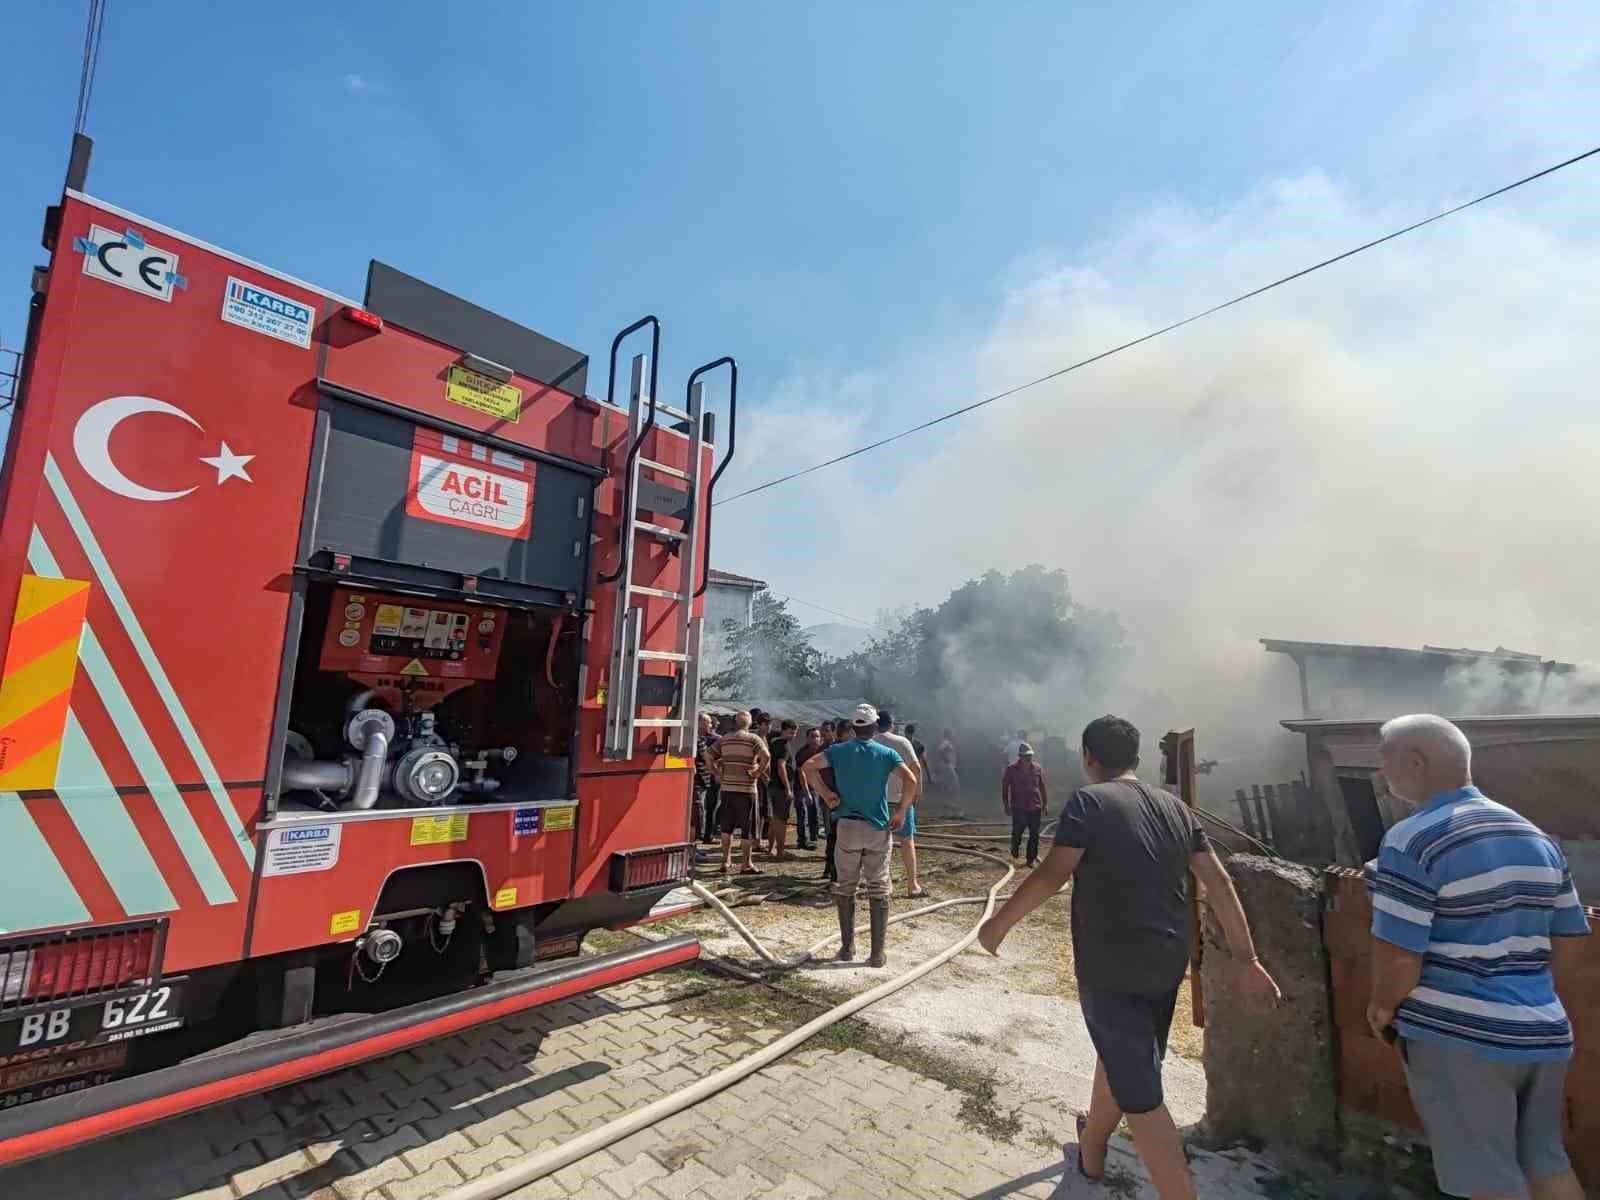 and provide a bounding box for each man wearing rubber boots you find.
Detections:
[802,703,916,967]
